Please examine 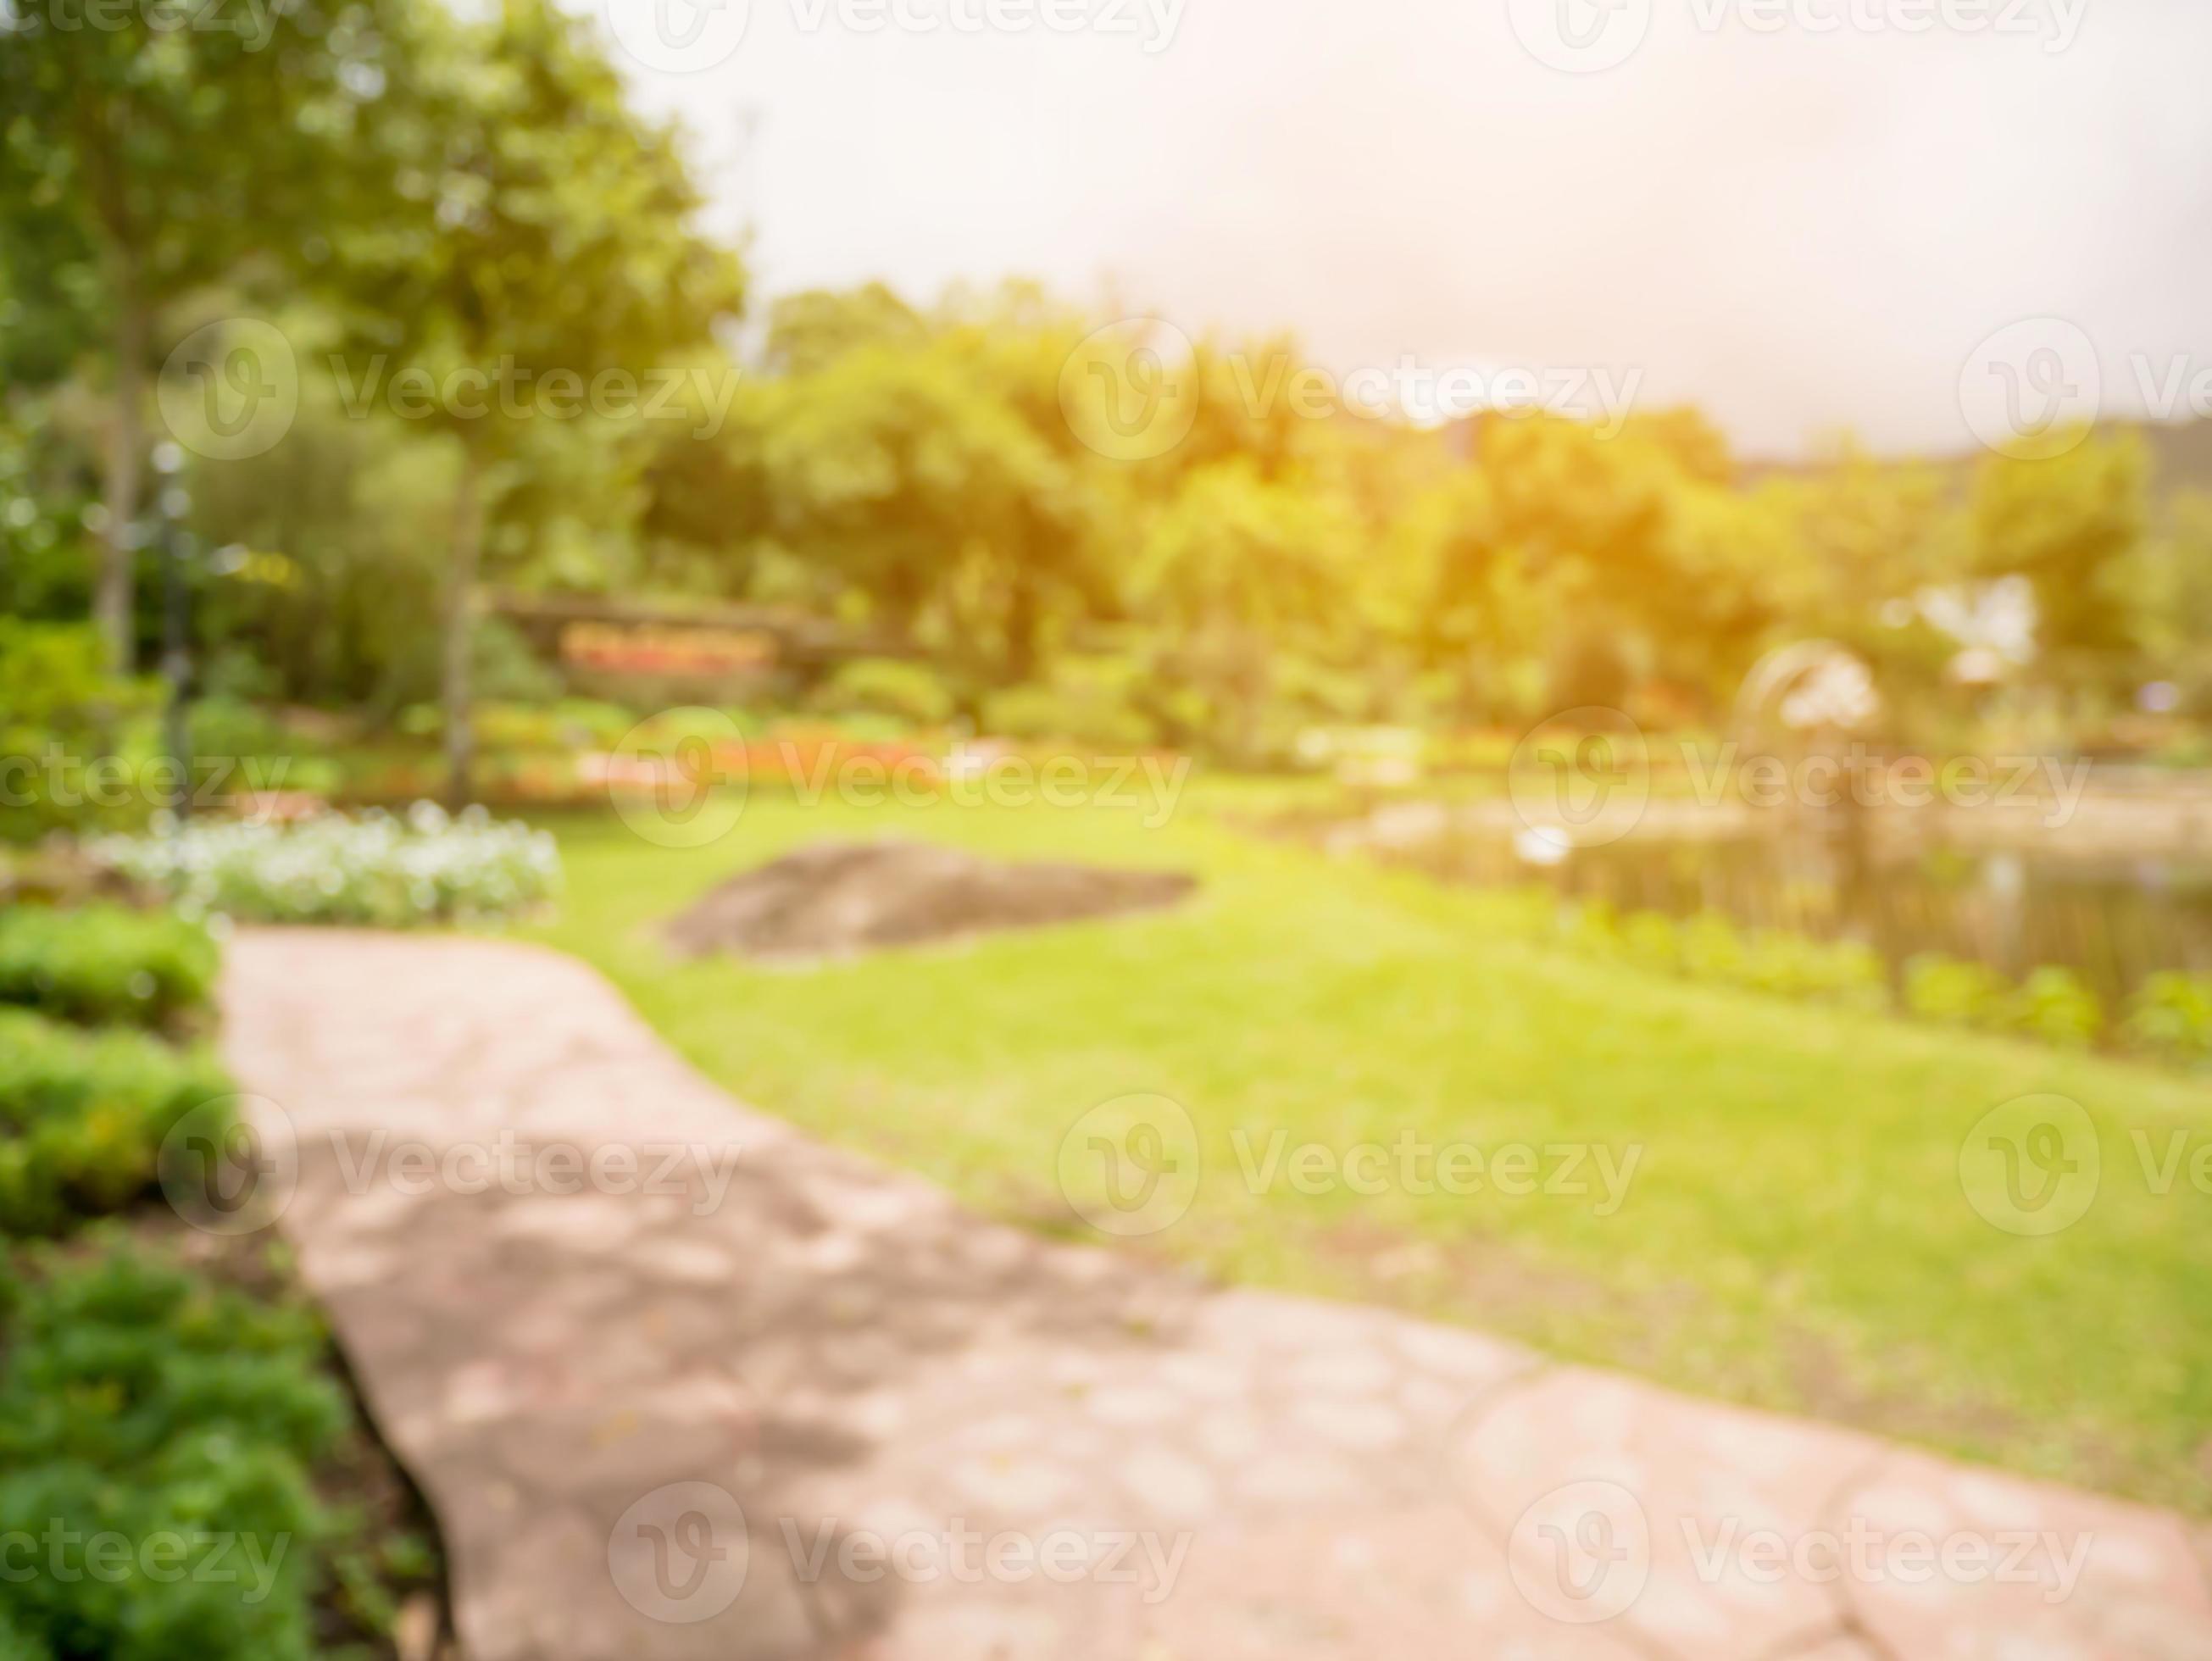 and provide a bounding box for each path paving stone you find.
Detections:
[220,929,2212,1659]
